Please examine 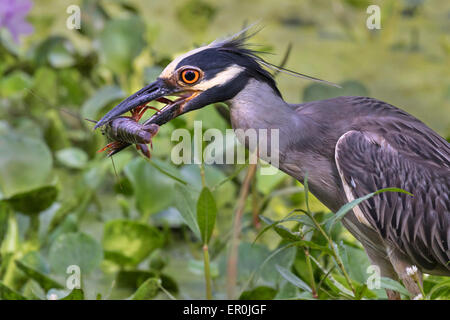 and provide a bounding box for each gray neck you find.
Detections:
[225,79,302,165]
